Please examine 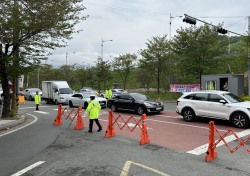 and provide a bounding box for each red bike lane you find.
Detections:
[98,110,245,152]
